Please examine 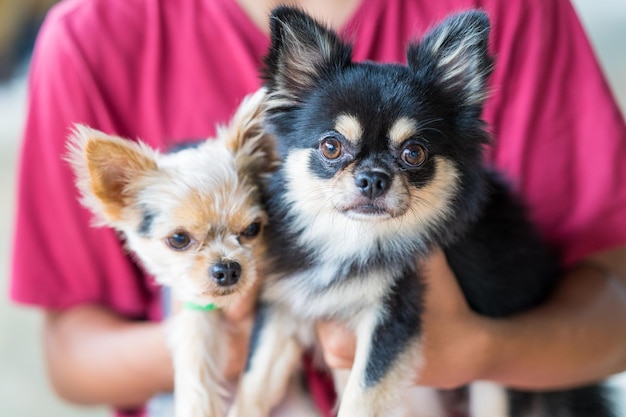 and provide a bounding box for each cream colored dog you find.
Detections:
[67,88,278,417]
